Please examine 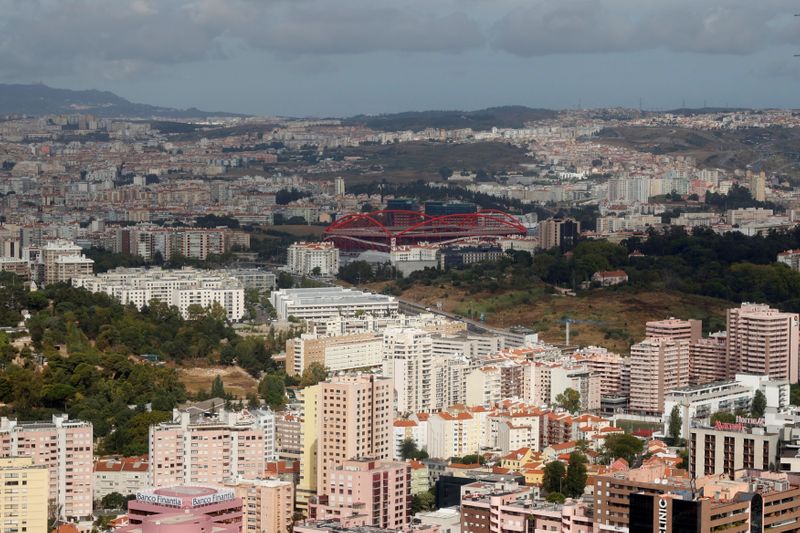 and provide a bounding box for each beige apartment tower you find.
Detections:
[0,457,48,533]
[316,374,393,491]
[629,337,690,414]
[726,303,800,382]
